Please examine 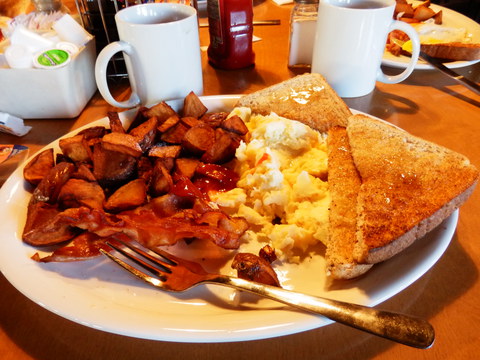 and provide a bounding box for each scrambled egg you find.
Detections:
[210,108,330,262]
